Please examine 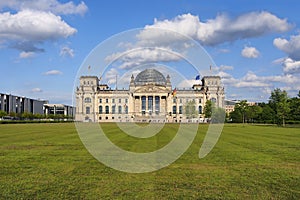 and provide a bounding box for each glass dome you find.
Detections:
[134,69,167,86]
